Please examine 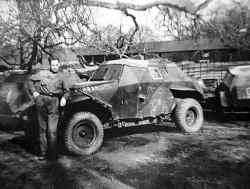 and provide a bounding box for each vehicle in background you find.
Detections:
[0,57,94,131]
[195,77,220,102]
[215,65,250,113]
[0,70,33,131]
